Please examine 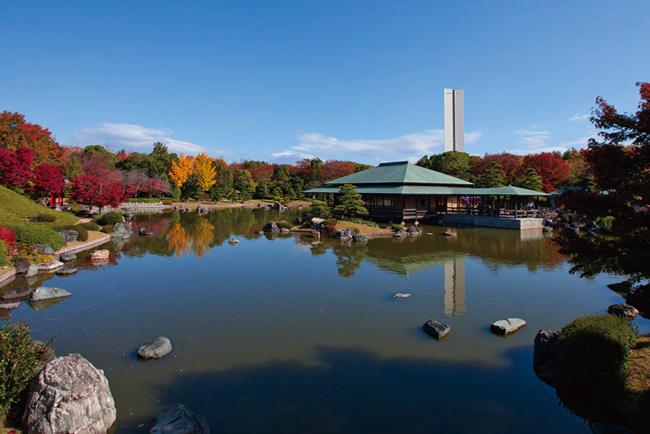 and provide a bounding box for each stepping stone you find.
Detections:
[422,320,451,339]
[490,318,527,335]
[30,286,72,302]
[393,292,412,299]
[0,302,20,309]
[38,260,64,271]
[228,238,240,245]
[138,336,172,360]
[60,252,77,262]
[56,267,78,276]
[607,303,639,319]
